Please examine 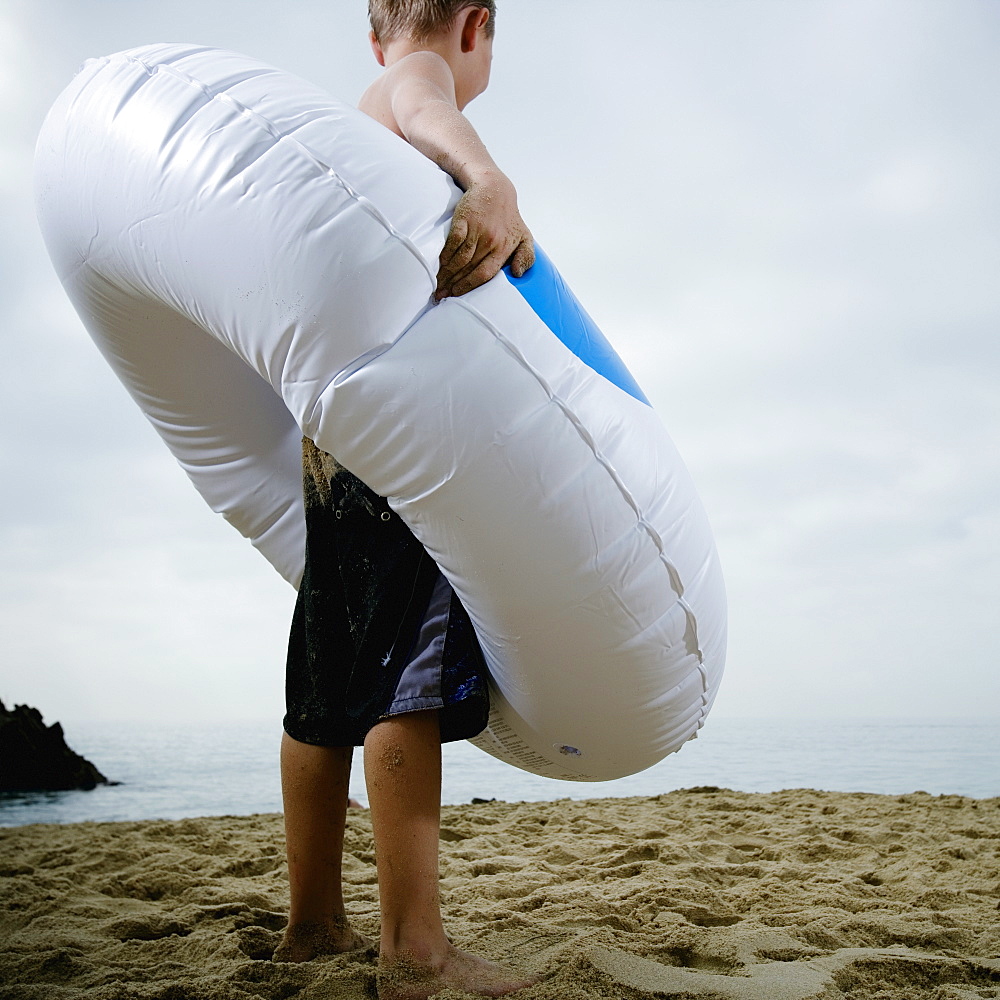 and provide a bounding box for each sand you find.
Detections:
[1,787,999,999]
